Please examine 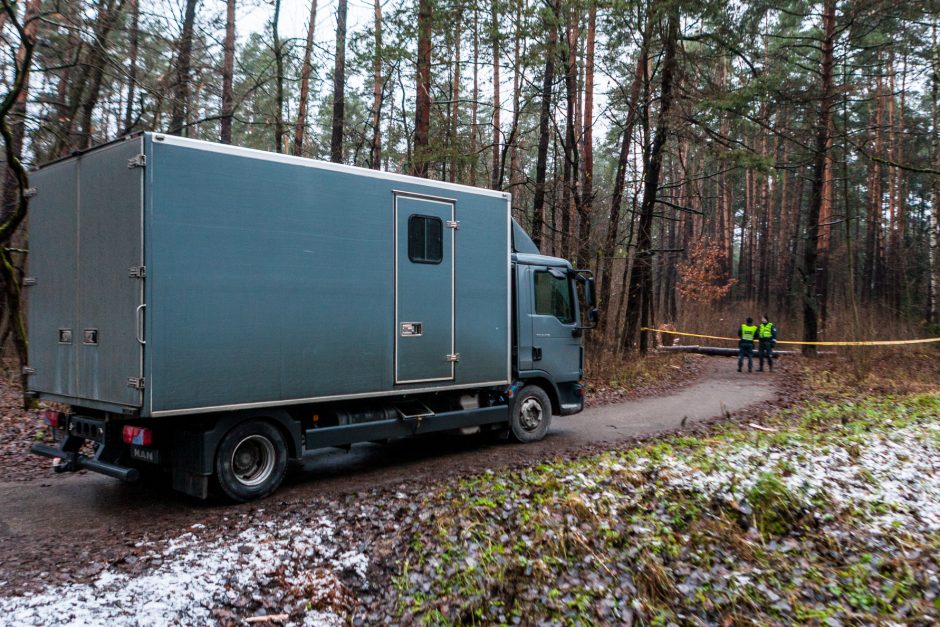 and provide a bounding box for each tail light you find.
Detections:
[42,409,64,428]
[122,425,153,446]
